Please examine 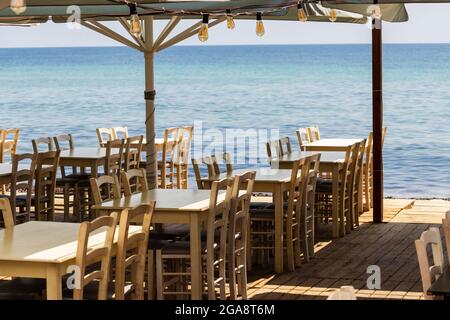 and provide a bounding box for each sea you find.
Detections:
[1,44,450,198]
